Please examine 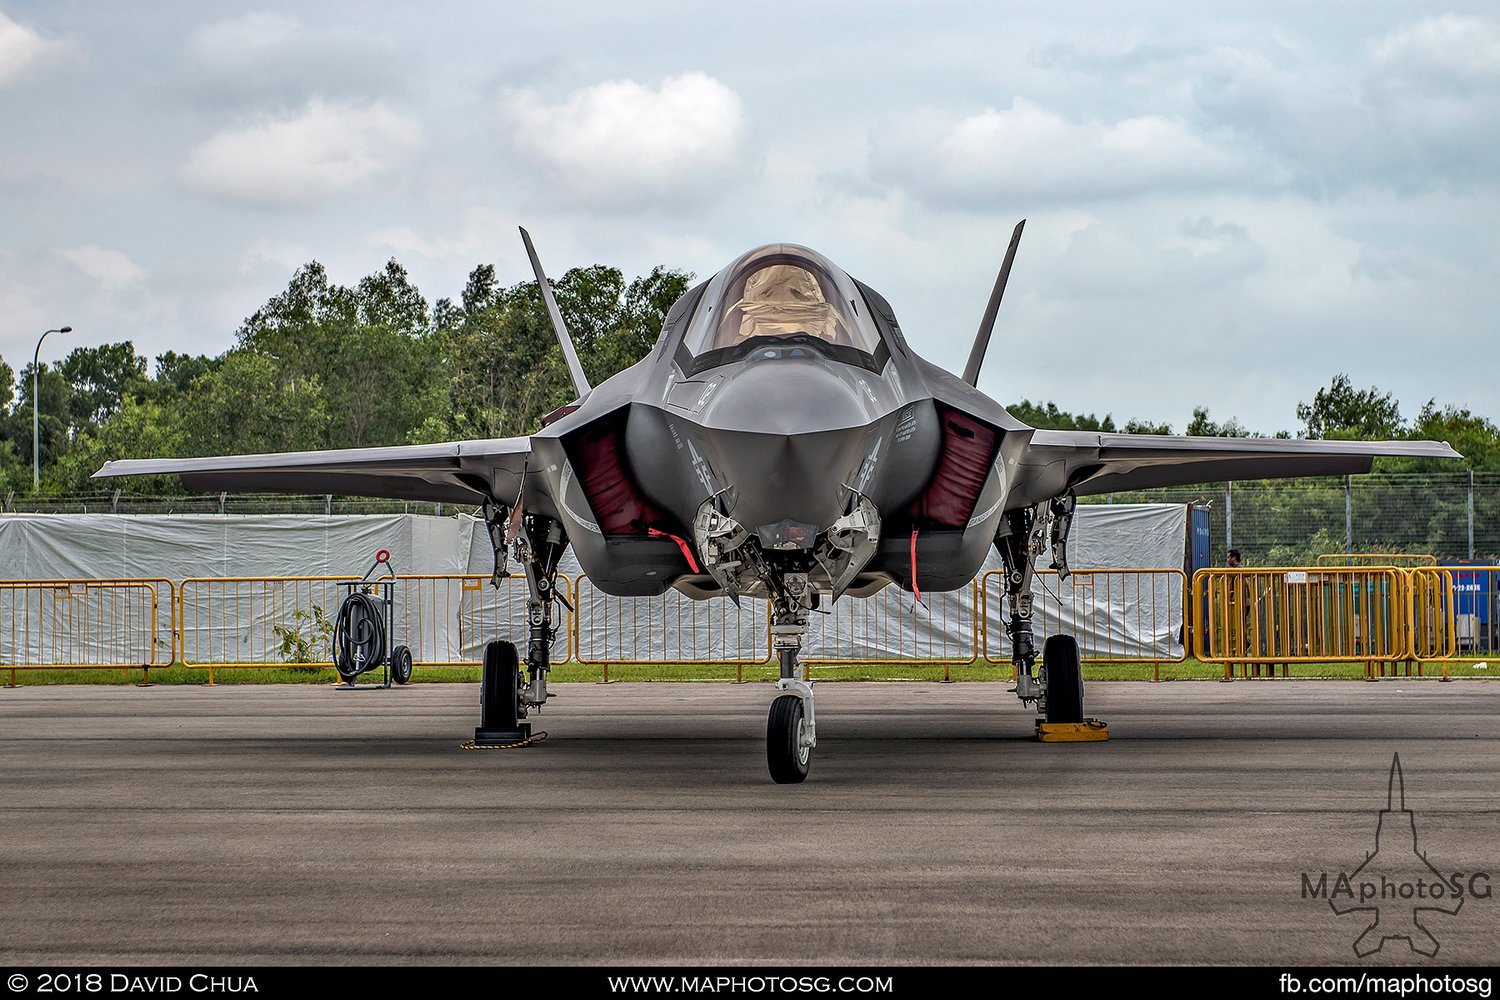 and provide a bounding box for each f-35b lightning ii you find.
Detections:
[96,224,1459,782]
